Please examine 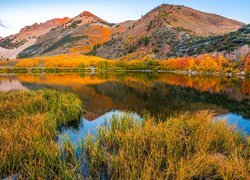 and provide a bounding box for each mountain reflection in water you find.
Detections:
[0,72,249,135]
